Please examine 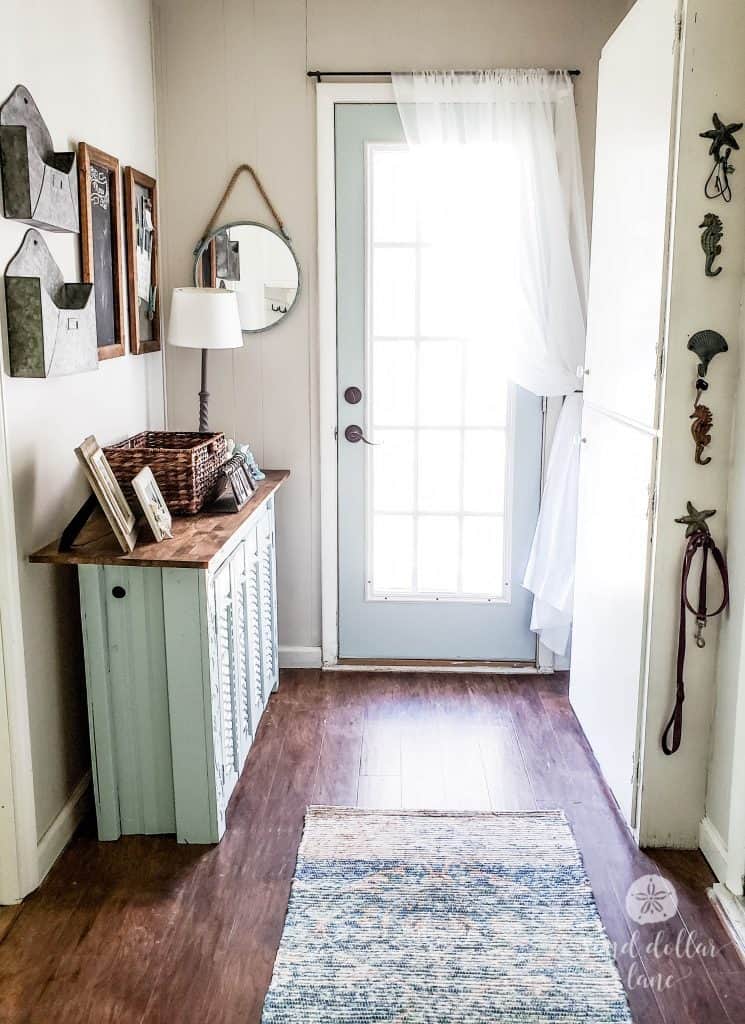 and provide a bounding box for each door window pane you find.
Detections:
[464,340,508,426]
[418,429,460,514]
[373,430,415,513]
[371,148,416,243]
[372,248,416,337]
[420,247,462,338]
[372,339,415,426]
[373,515,414,591]
[417,516,459,593]
[418,340,462,426]
[462,516,504,596]
[463,430,505,514]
